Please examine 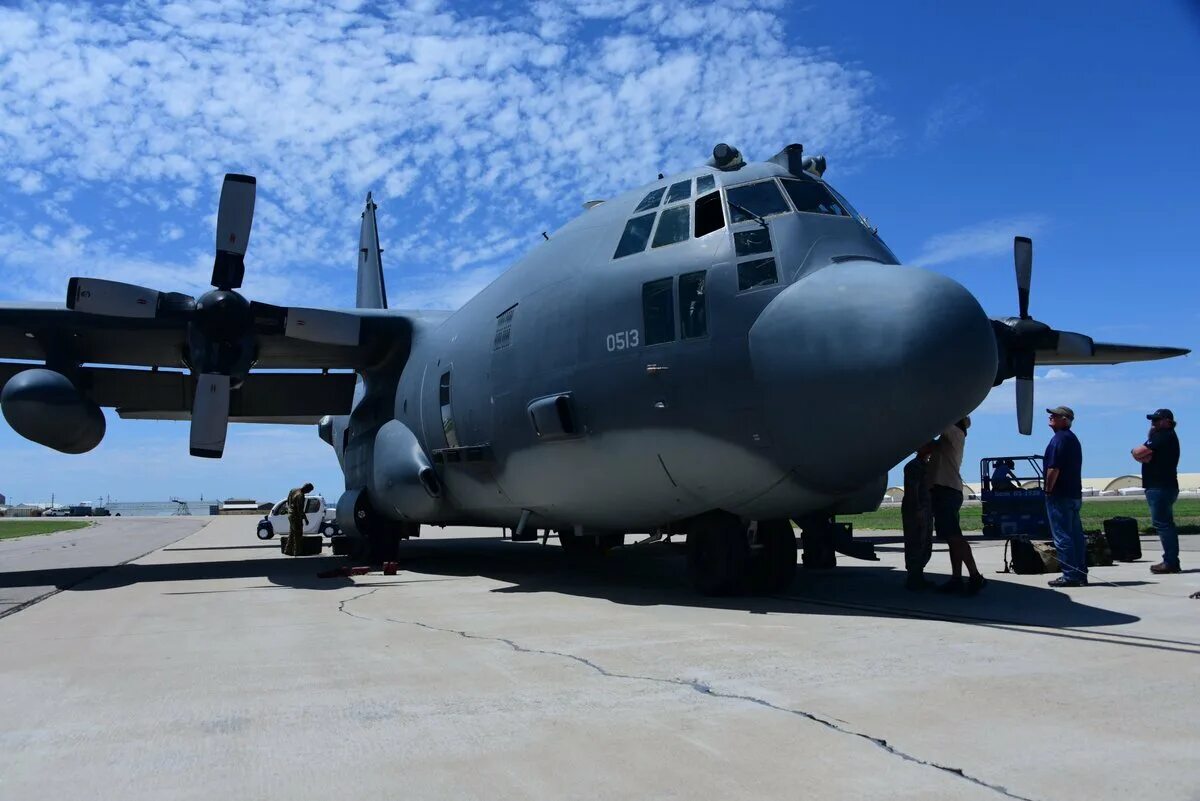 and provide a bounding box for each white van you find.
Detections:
[256,496,338,540]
